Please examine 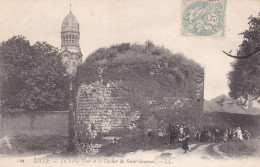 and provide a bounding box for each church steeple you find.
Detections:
[59,7,83,75]
[61,10,80,52]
